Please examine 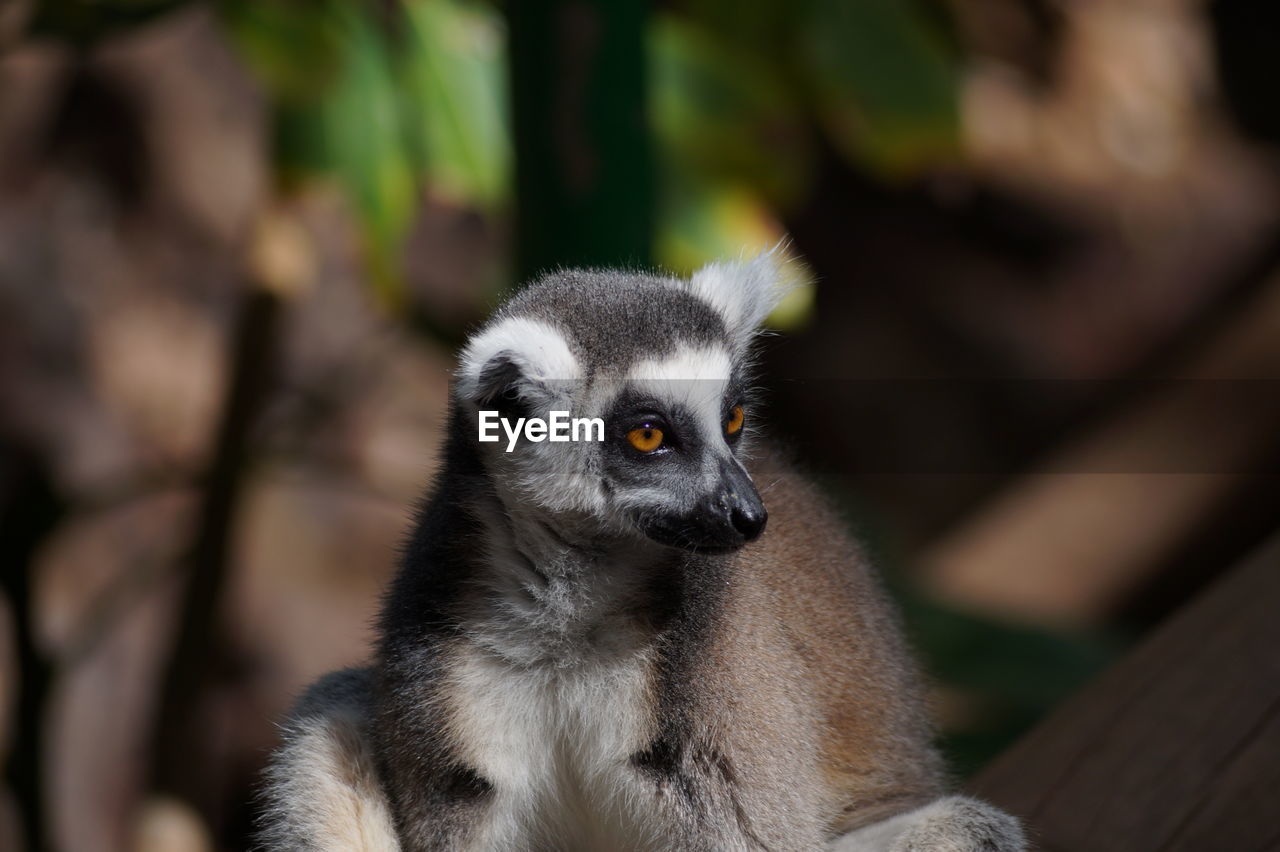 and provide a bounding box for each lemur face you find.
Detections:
[455,254,788,553]
[596,344,765,551]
